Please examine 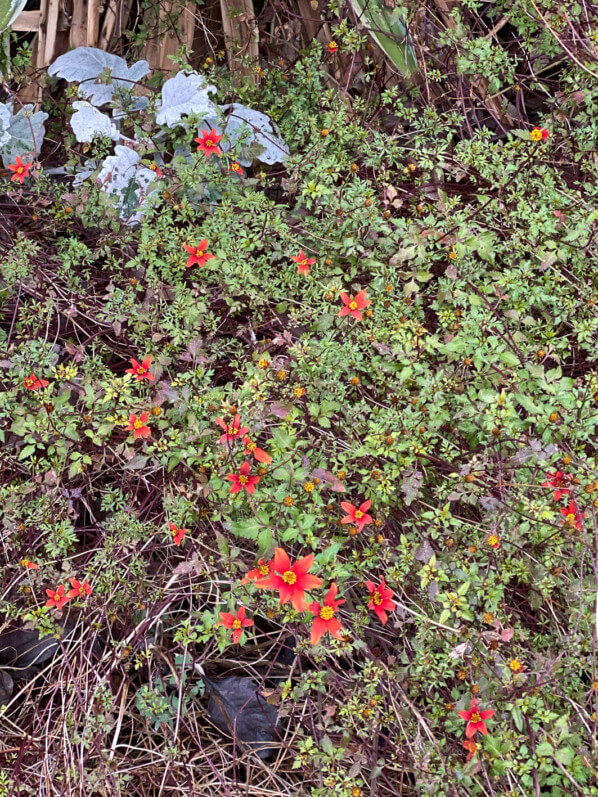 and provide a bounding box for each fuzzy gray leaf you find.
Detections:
[0,103,48,166]
[70,102,118,143]
[156,71,217,127]
[49,47,150,106]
